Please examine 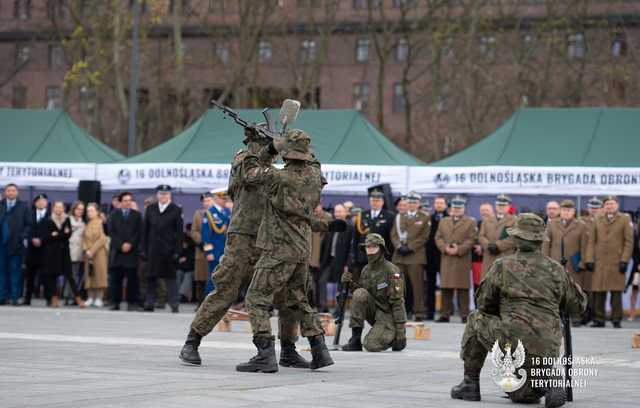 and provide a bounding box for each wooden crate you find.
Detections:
[405,322,431,340]
[632,332,640,349]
